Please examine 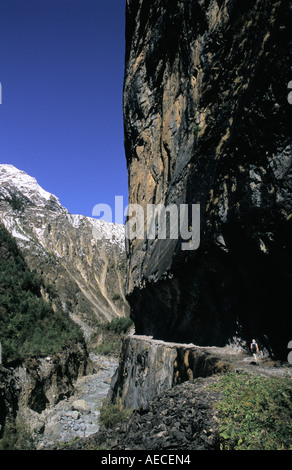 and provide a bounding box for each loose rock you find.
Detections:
[71,399,90,414]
